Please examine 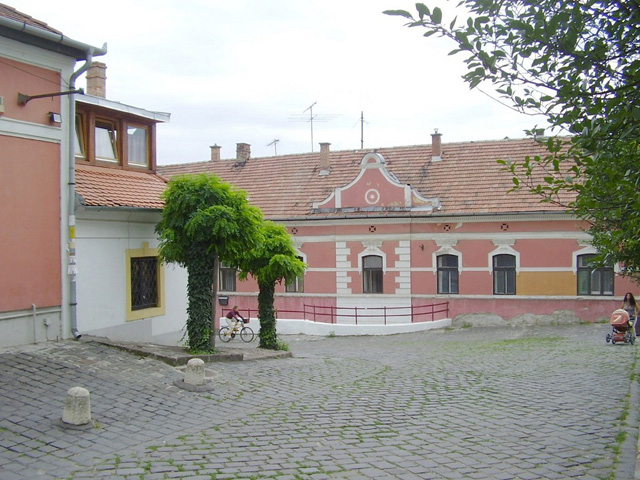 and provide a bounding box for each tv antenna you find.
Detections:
[351,111,369,149]
[267,139,279,155]
[288,102,340,152]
